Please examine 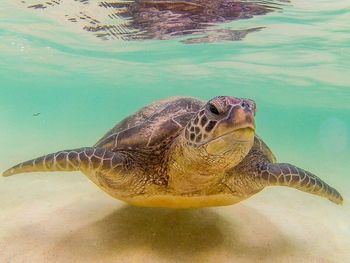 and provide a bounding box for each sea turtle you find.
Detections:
[2,96,343,208]
[22,0,286,42]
